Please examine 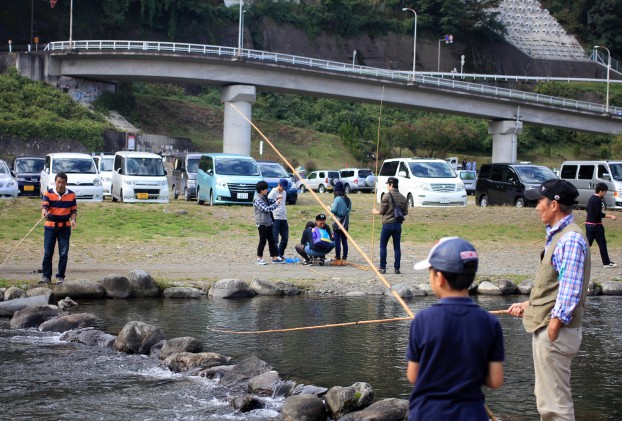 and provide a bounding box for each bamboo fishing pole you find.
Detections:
[0,216,44,271]
[229,102,415,319]
[371,86,385,263]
